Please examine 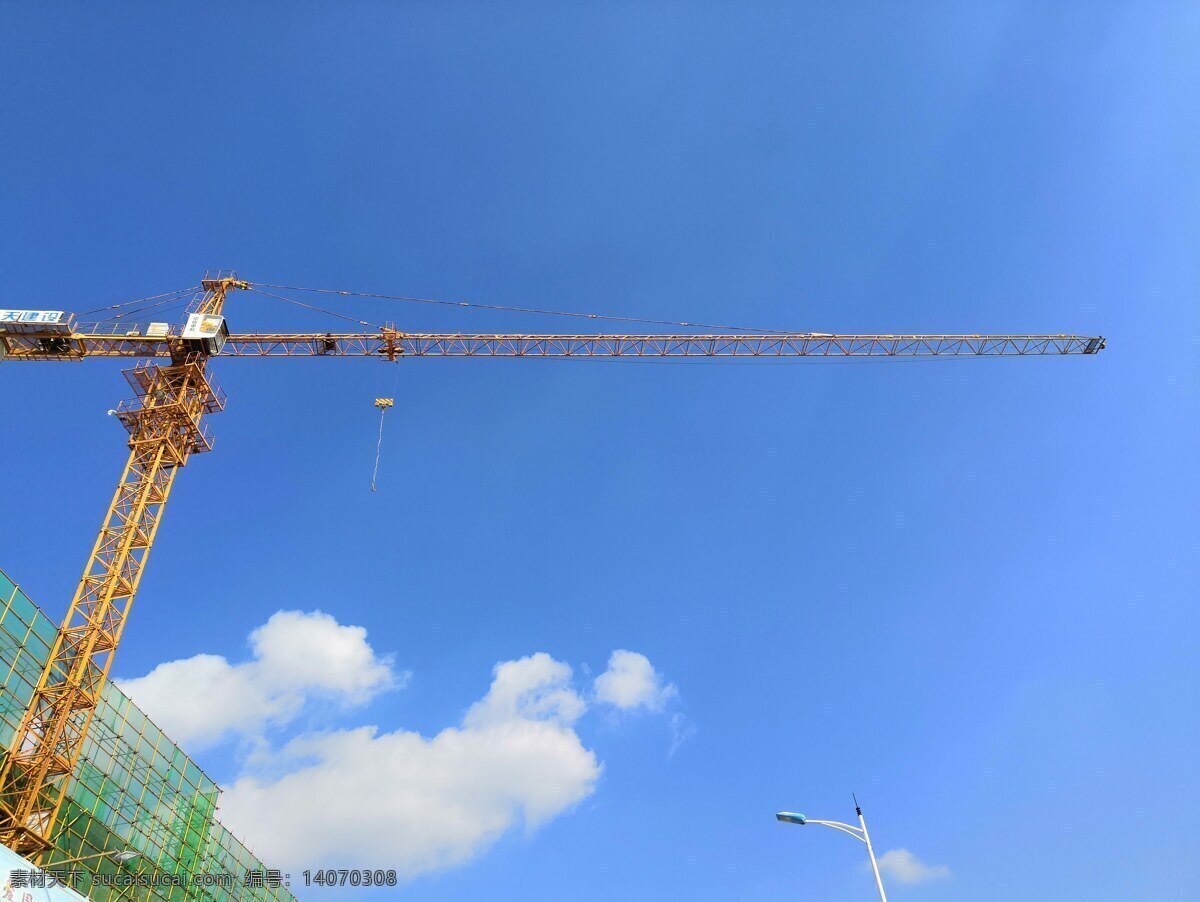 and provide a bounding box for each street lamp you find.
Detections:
[776,796,888,901]
[40,849,140,869]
